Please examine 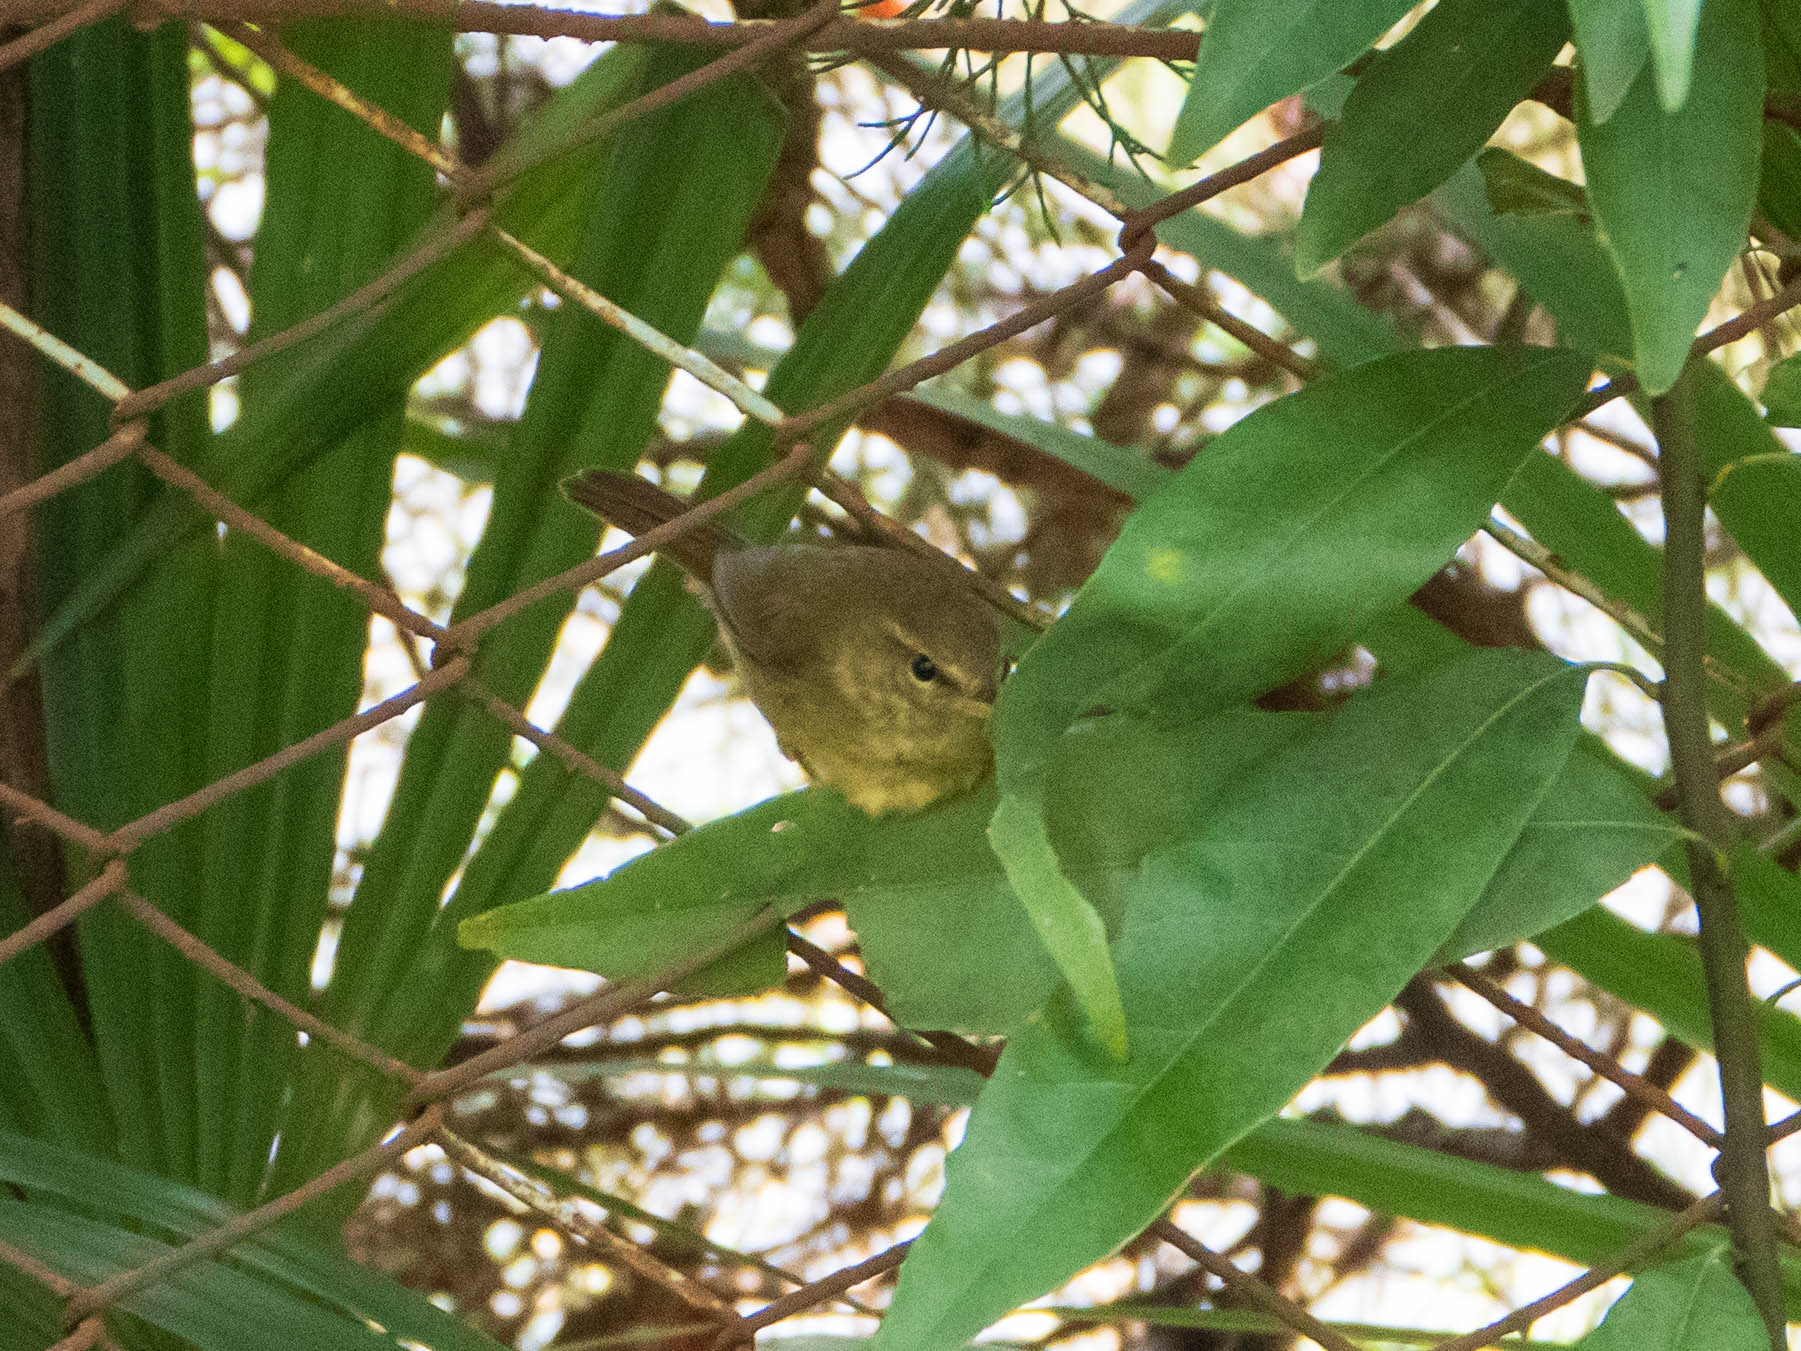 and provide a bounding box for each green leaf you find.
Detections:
[908,387,1172,502]
[27,15,213,1177]
[999,344,1593,741]
[1575,0,1763,393]
[1638,0,1705,111]
[878,651,1590,1351]
[1709,457,1801,626]
[1736,844,1801,976]
[1167,0,1418,164]
[196,19,453,1208]
[986,794,1130,1058]
[0,1130,509,1351]
[1438,739,1682,961]
[1295,0,1569,275]
[1225,1116,1688,1267]
[986,346,1589,1059]
[1577,1246,1766,1348]
[1437,155,1632,363]
[464,708,1309,1035]
[1570,0,1652,124]
[1760,352,1801,426]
